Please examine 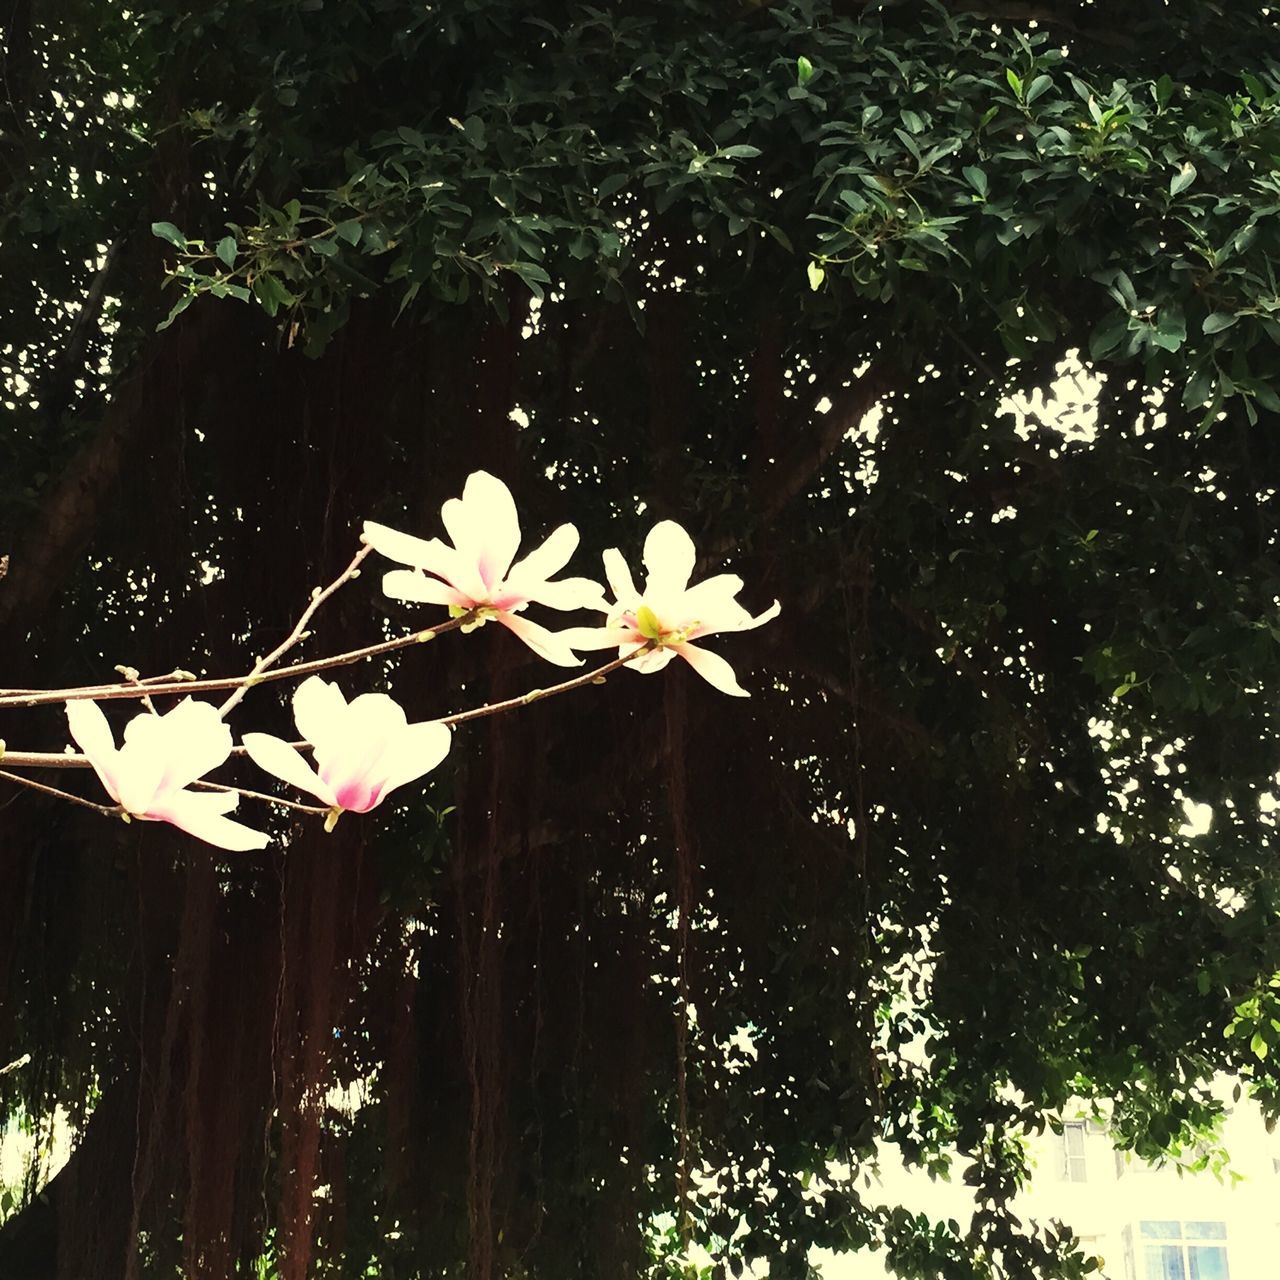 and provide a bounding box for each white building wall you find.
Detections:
[814,1098,1280,1280]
